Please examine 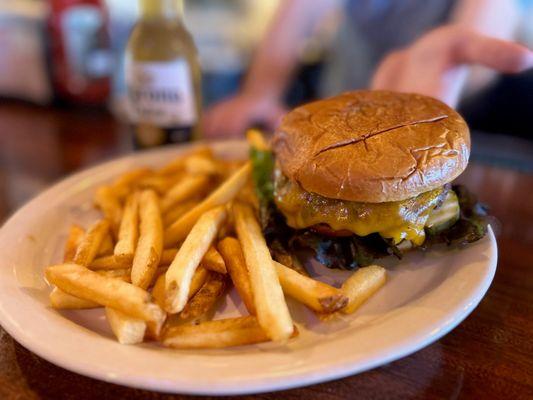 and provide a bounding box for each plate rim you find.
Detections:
[0,142,497,395]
